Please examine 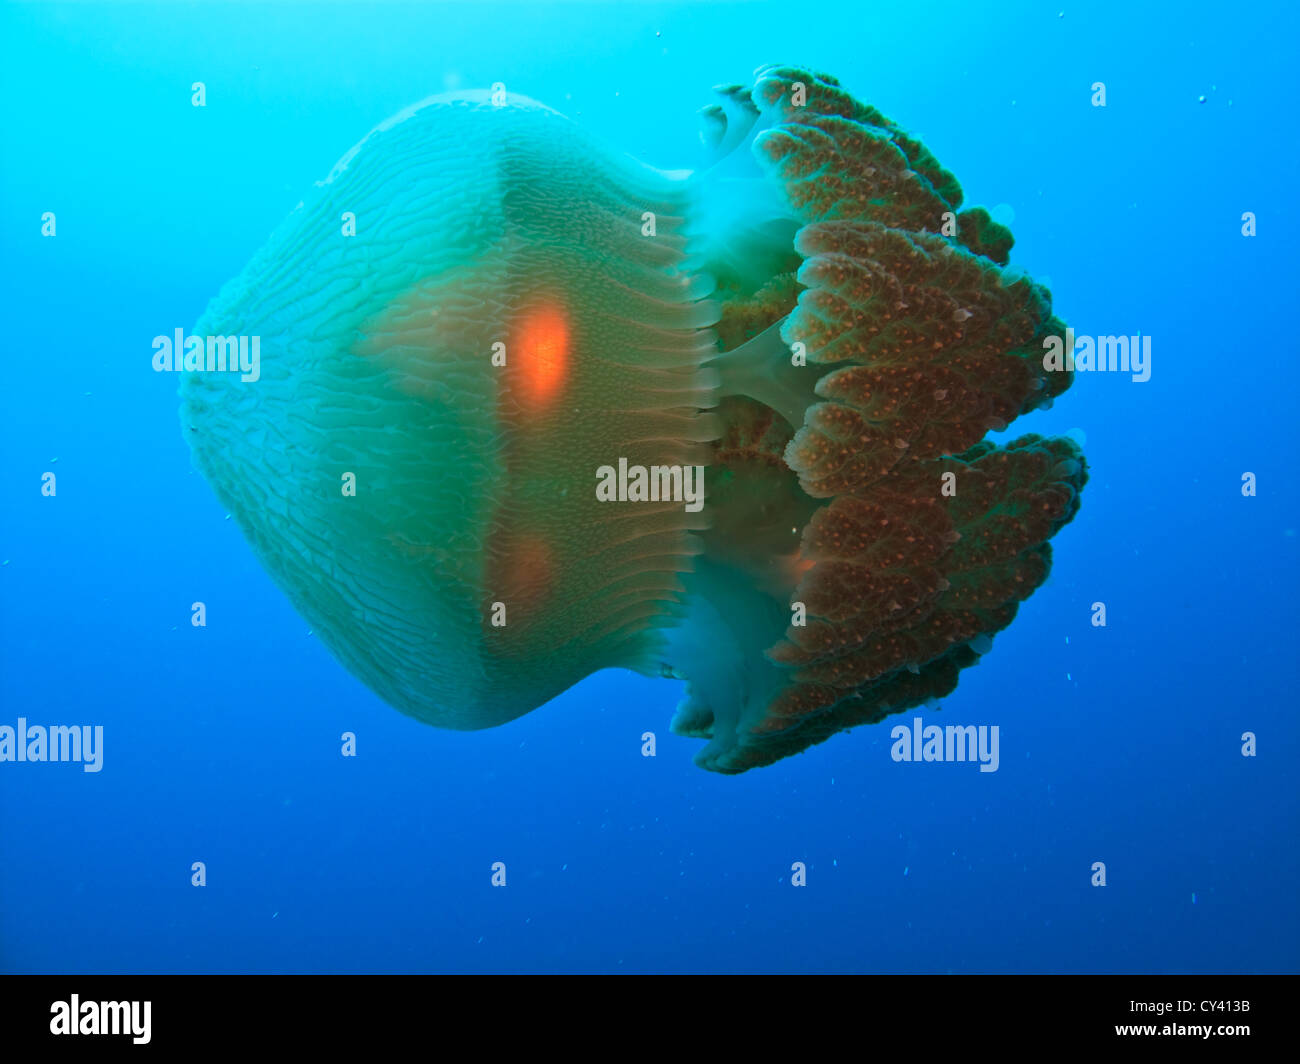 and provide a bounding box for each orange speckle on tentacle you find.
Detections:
[511,302,570,409]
